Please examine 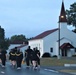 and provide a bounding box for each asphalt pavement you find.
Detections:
[0,62,75,75]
